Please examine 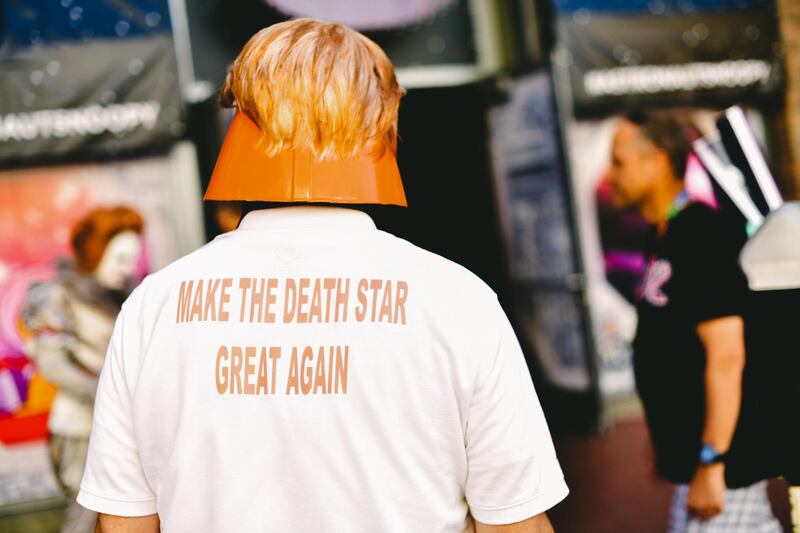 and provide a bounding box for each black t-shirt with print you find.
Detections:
[633,202,749,485]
